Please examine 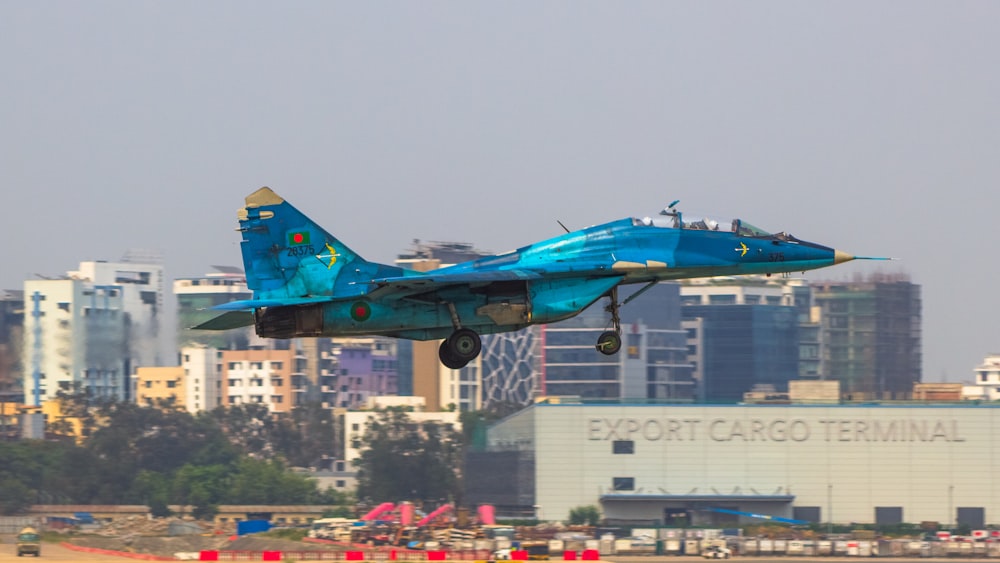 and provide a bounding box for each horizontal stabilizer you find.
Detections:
[191,311,255,331]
